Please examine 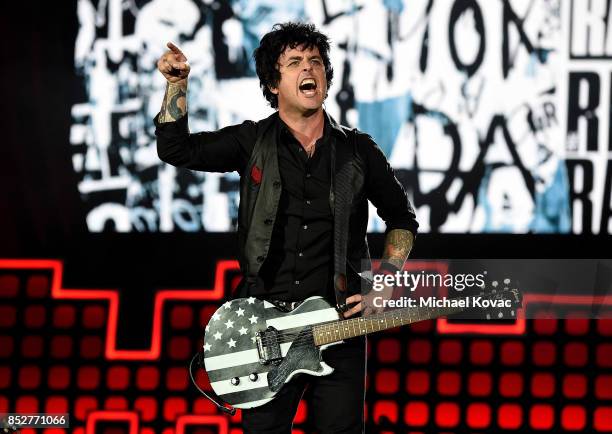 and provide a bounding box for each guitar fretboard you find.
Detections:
[312,302,465,346]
